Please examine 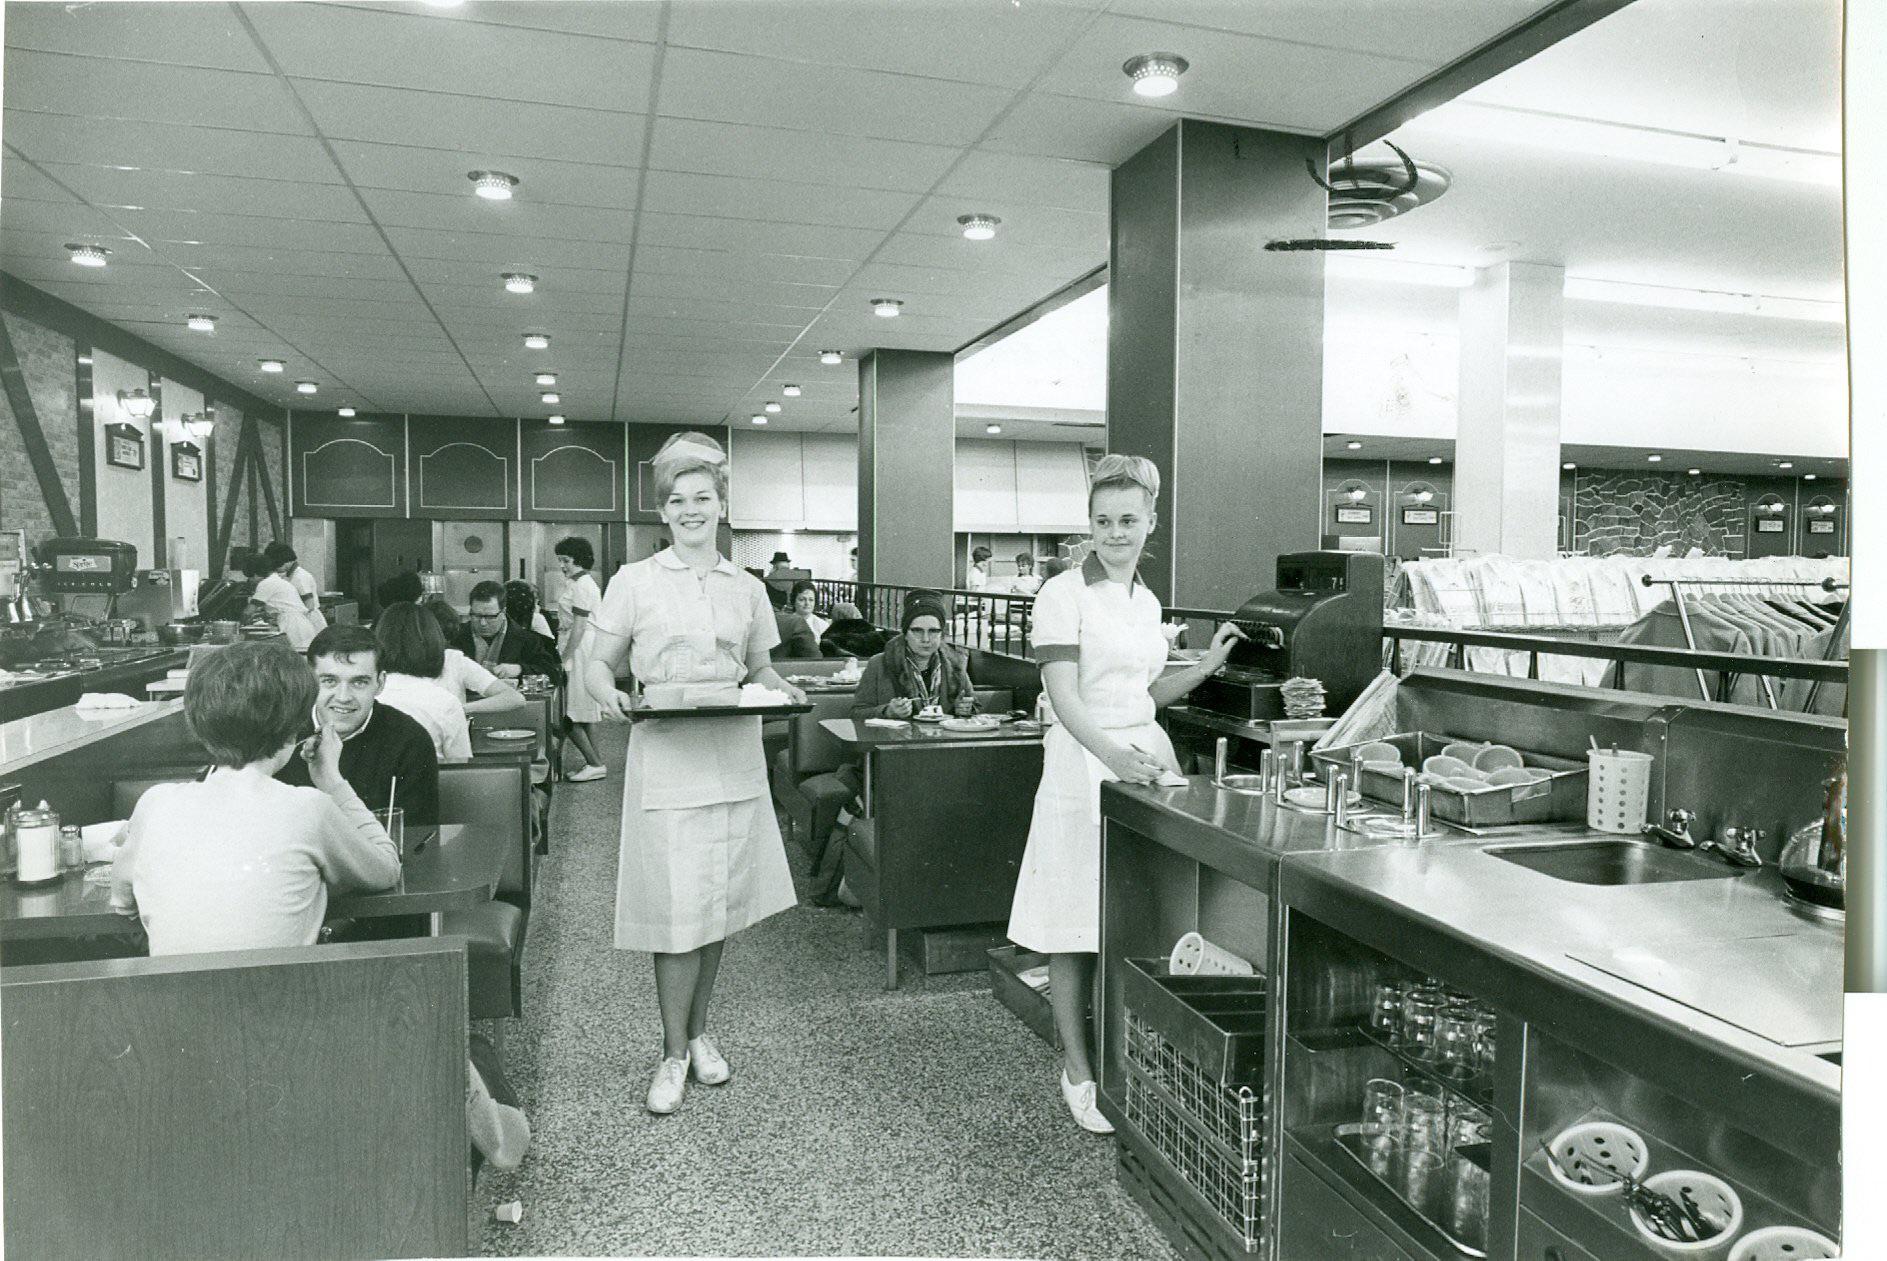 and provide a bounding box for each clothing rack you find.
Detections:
[1637,575,1848,708]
